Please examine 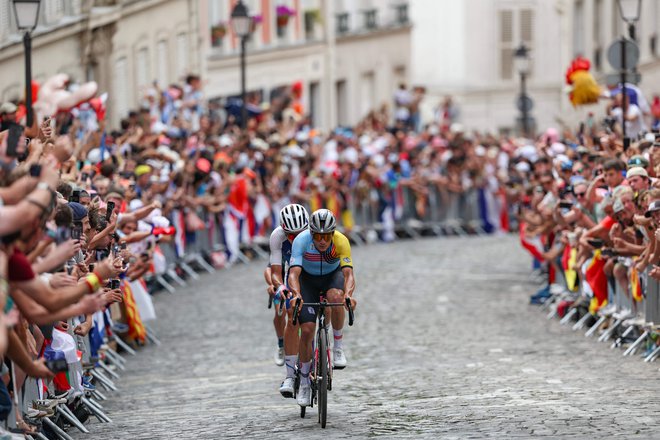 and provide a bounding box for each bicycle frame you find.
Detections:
[292,295,354,427]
